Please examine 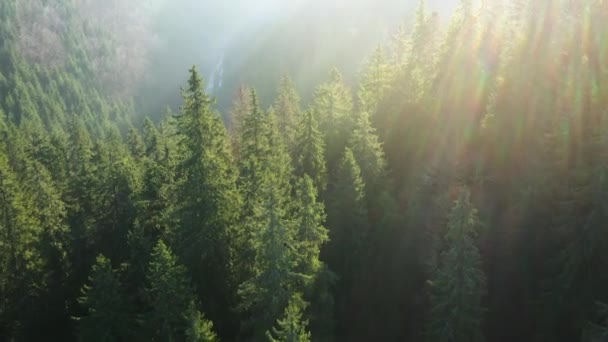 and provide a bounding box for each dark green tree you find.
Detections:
[427,188,486,342]
[327,148,368,284]
[172,66,241,333]
[144,240,216,342]
[77,255,131,342]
